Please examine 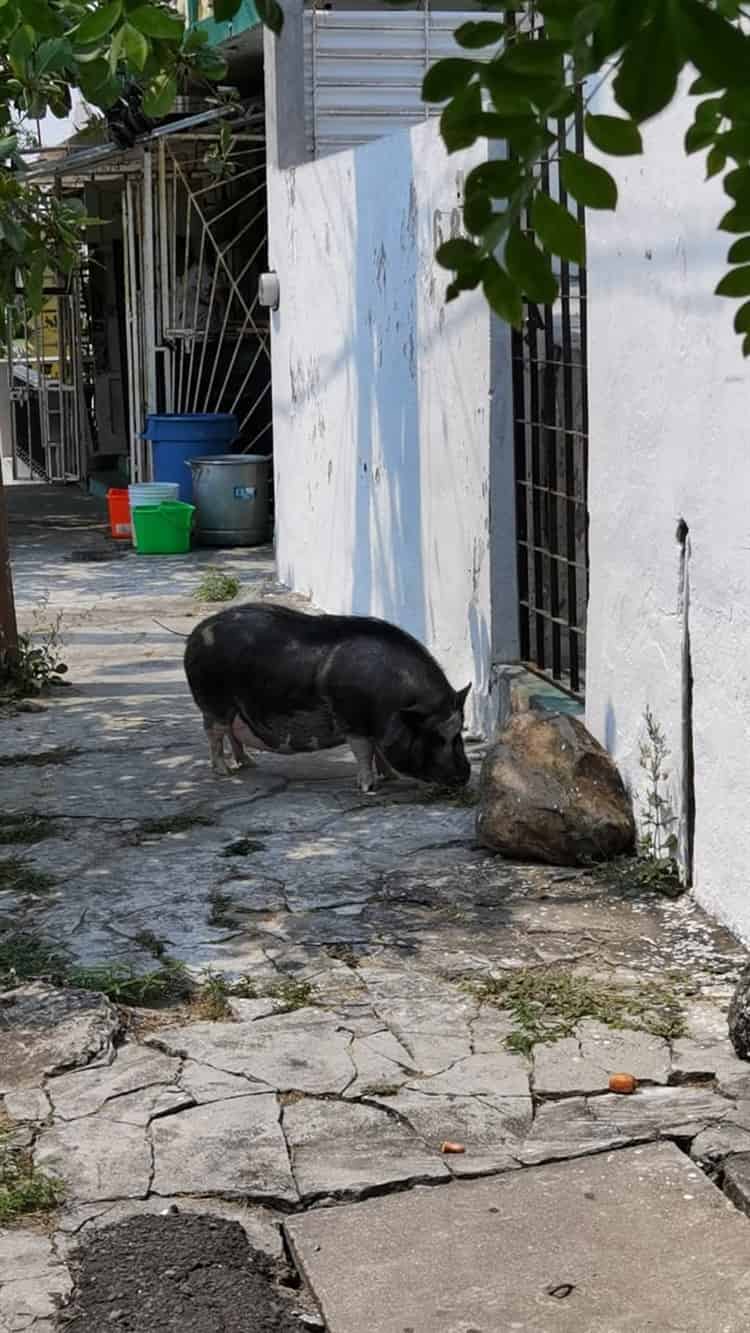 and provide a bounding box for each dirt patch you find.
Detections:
[61,1213,307,1332]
